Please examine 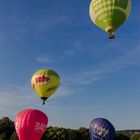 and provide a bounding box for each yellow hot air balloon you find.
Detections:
[31,69,61,104]
[89,0,132,39]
